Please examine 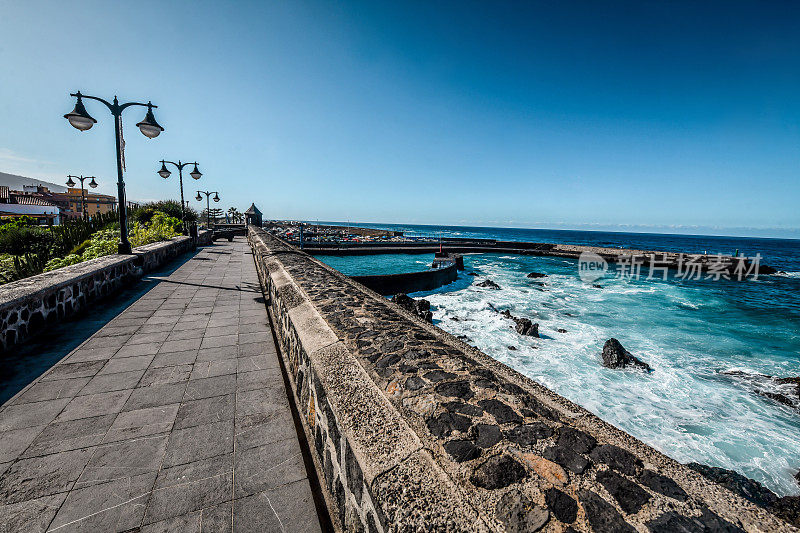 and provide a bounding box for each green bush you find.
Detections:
[131,200,197,225]
[0,226,56,256]
[43,254,83,272]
